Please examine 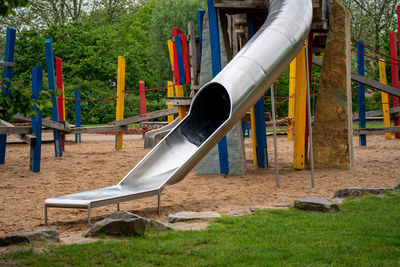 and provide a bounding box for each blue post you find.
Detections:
[30,66,43,172]
[208,0,229,175]
[248,13,268,168]
[45,39,63,157]
[0,27,16,165]
[197,9,206,54]
[174,35,187,85]
[357,42,366,146]
[75,90,81,143]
